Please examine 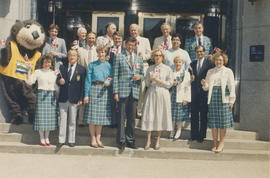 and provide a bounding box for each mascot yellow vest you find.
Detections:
[0,41,41,80]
